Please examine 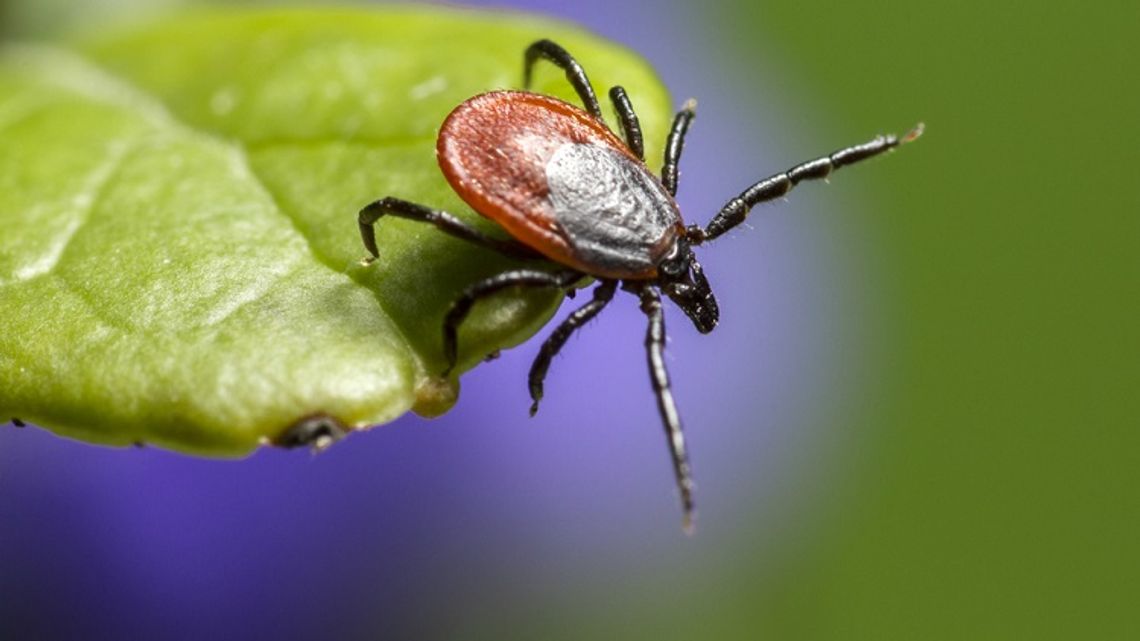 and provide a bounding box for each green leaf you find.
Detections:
[0,8,671,455]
